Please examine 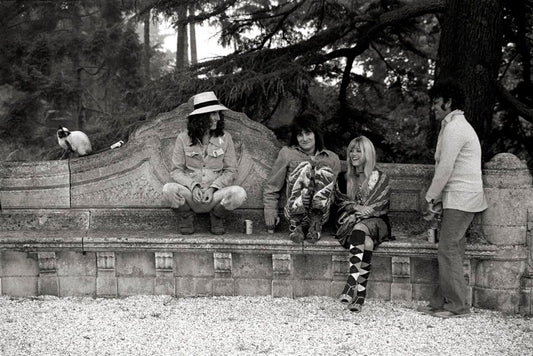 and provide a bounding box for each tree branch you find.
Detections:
[496,82,533,125]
